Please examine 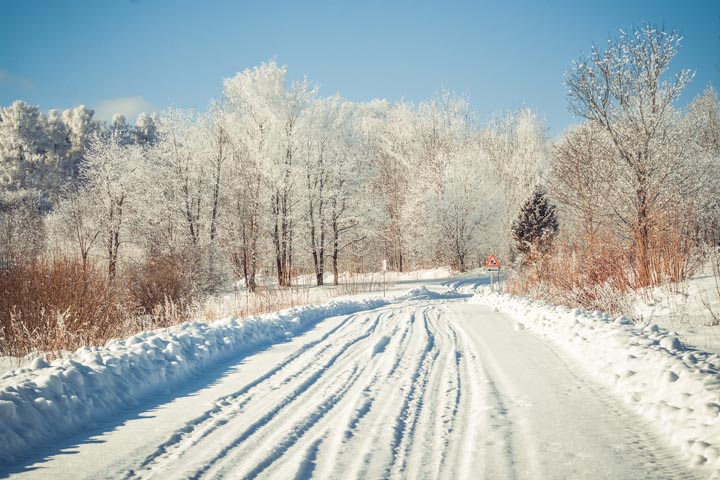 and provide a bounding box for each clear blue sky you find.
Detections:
[1,0,718,134]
